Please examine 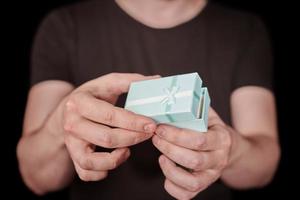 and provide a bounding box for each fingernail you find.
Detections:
[156,127,165,137]
[144,123,156,133]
